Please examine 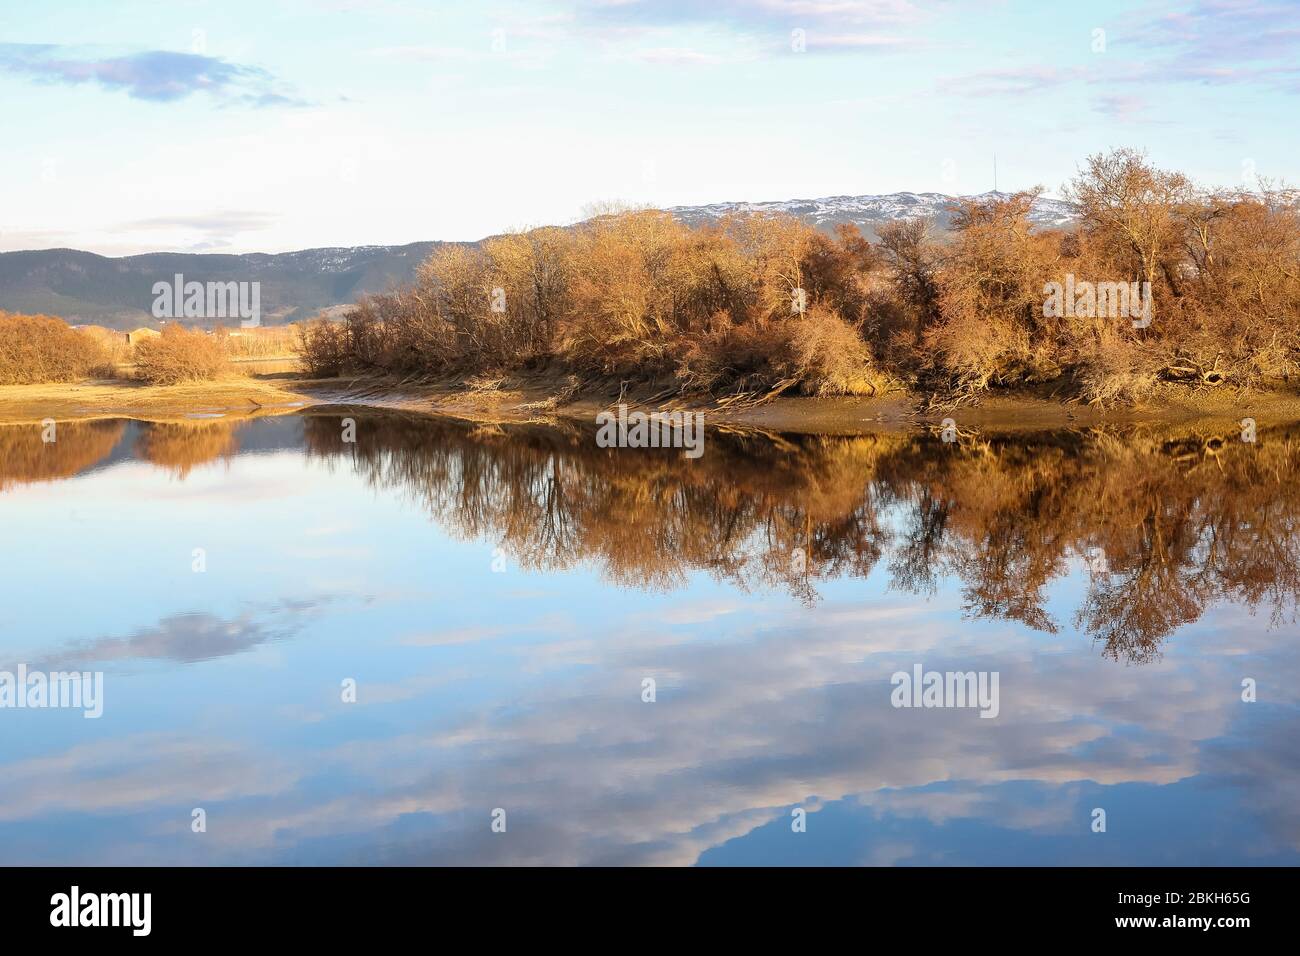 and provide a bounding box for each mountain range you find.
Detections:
[0,243,441,329]
[667,190,1076,234]
[0,192,1075,329]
